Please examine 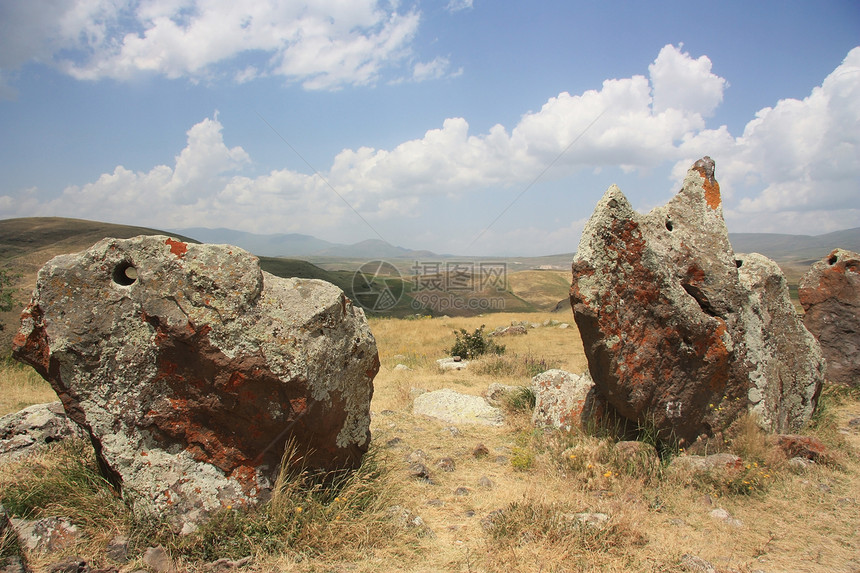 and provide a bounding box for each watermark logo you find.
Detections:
[351,260,509,313]
[409,261,508,313]
[351,261,404,312]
